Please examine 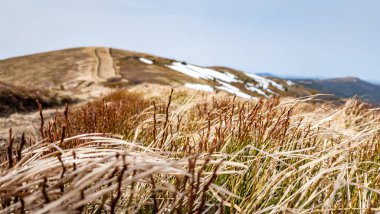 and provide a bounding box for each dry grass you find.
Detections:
[1,89,380,213]
[42,90,151,142]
